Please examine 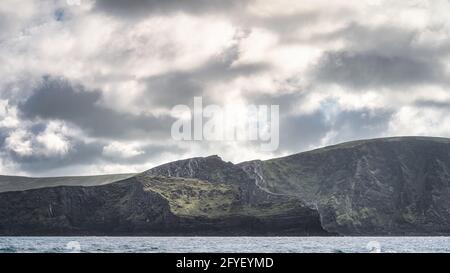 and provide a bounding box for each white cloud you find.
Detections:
[103,142,144,158]
[4,121,71,158]
[36,121,71,156]
[388,106,450,137]
[5,129,33,156]
[0,100,19,128]
[1,0,450,175]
